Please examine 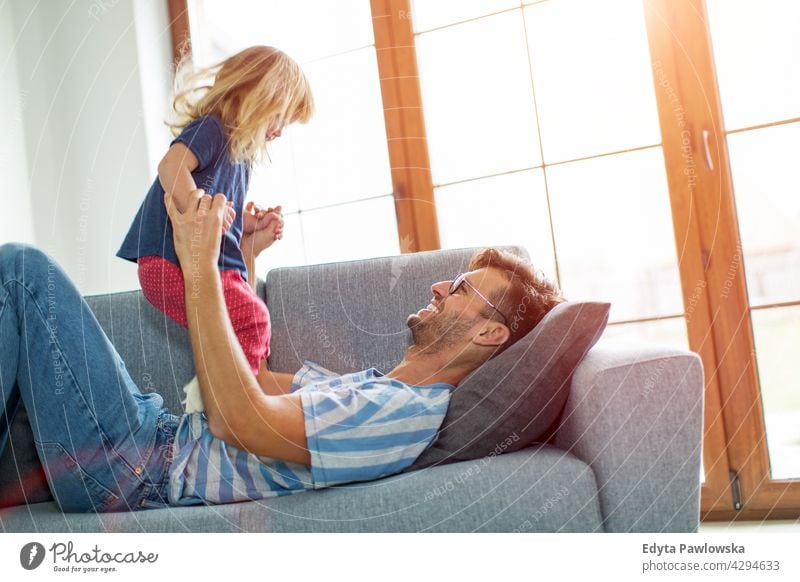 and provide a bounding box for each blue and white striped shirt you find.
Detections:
[167,361,454,505]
